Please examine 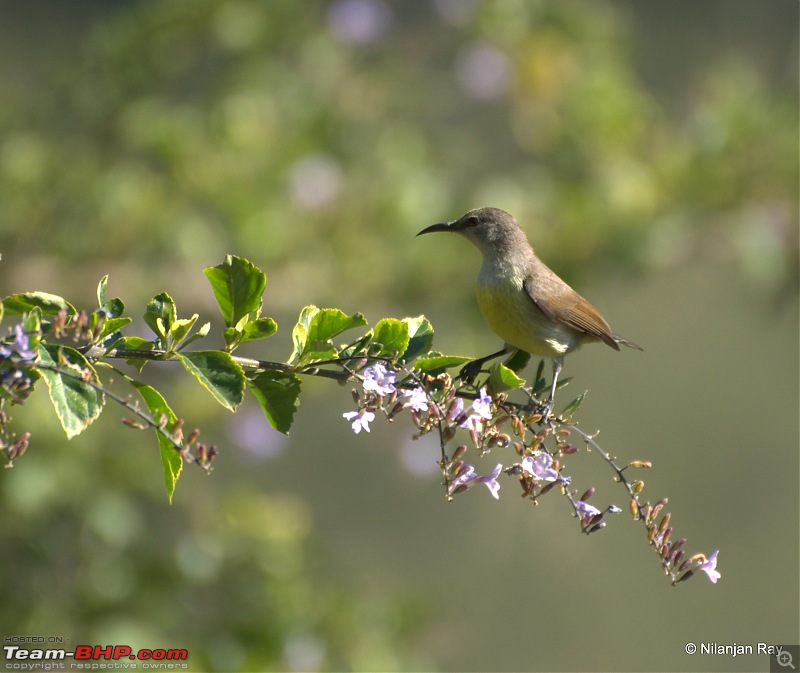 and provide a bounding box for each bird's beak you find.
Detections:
[417,221,454,236]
